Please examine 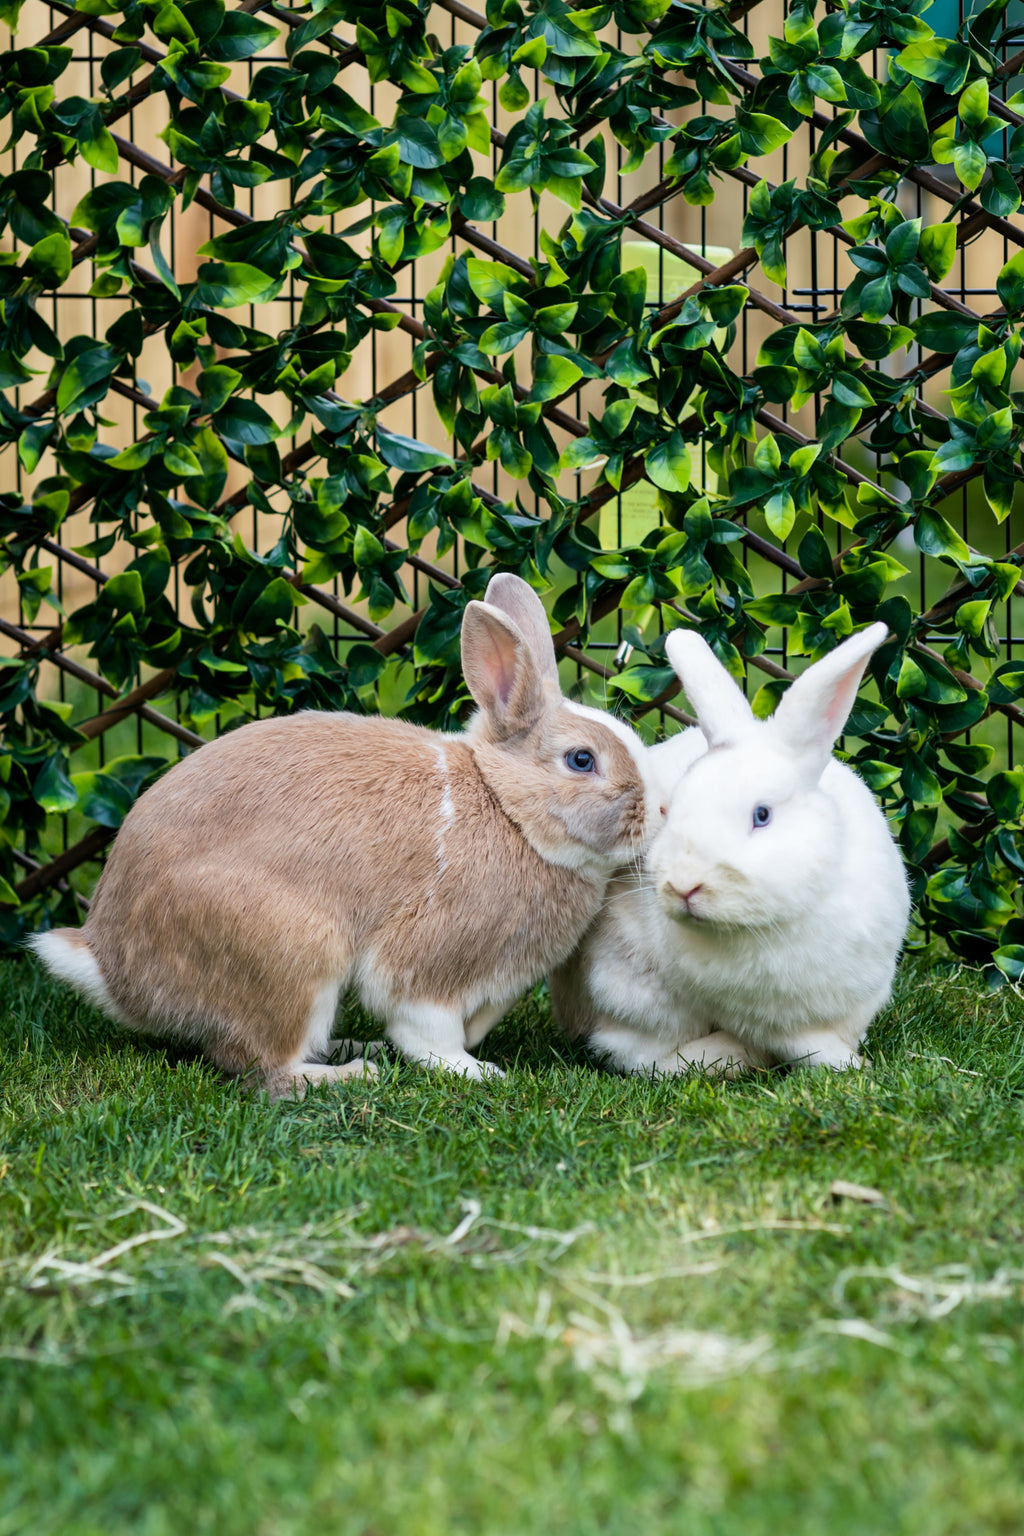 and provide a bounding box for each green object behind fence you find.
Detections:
[1,0,1024,981]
